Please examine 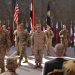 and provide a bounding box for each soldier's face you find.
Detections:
[19,26,24,31]
[37,25,41,32]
